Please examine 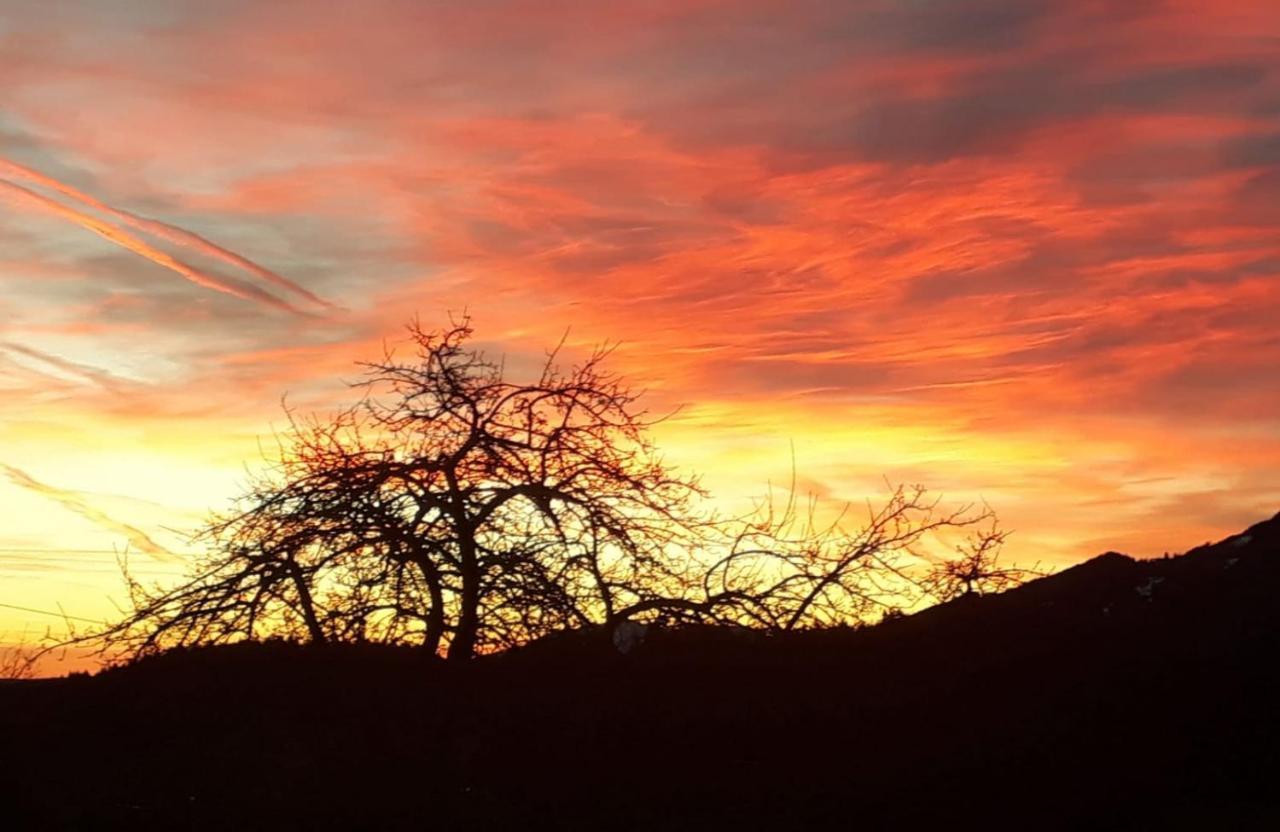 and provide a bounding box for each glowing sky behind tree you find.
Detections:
[1,0,1278,655]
